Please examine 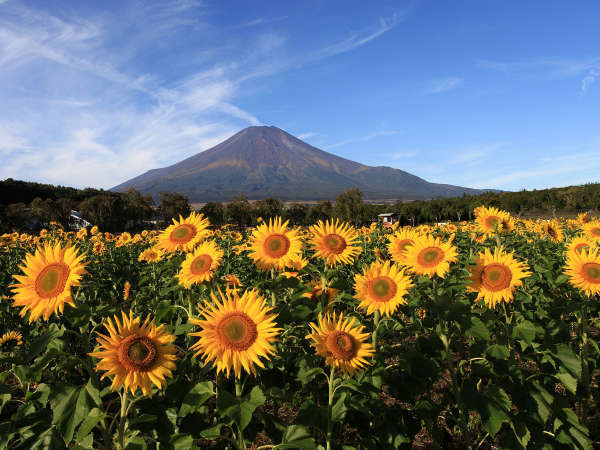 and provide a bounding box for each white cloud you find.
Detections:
[325,130,399,149]
[581,69,598,95]
[425,77,463,94]
[297,132,316,140]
